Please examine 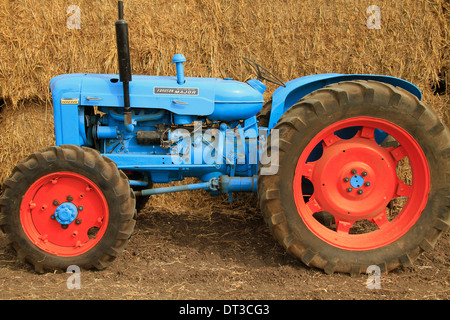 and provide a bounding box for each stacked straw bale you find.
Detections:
[0,0,448,213]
